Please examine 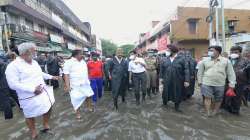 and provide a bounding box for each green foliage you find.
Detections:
[101,39,135,57]
[101,39,118,57]
[119,44,135,57]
